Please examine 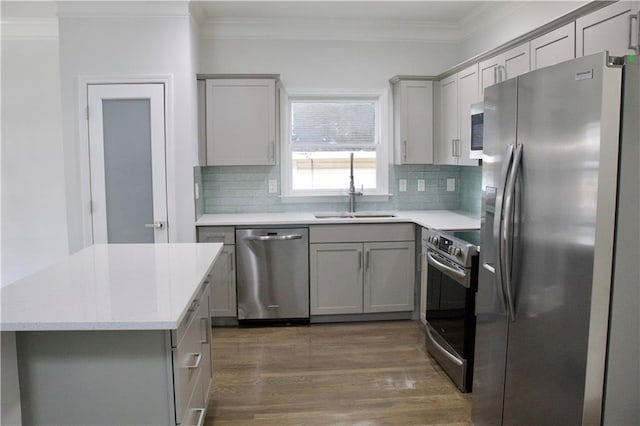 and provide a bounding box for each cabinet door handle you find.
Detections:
[189,408,206,426]
[185,352,202,369]
[365,250,370,270]
[200,317,210,344]
[456,139,461,157]
[358,250,363,270]
[629,14,639,52]
[229,251,234,272]
[493,66,498,84]
[402,140,408,161]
